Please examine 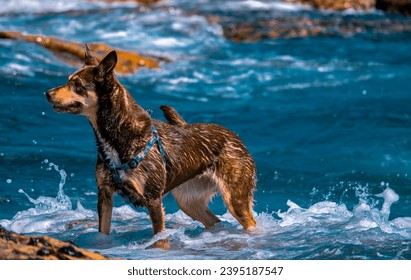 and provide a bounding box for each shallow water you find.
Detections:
[0,0,410,259]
